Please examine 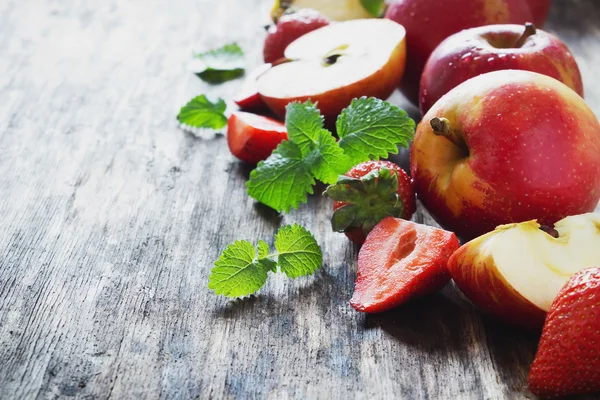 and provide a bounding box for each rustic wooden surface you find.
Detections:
[1,0,599,399]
